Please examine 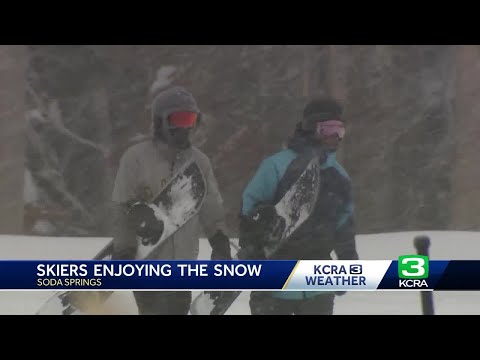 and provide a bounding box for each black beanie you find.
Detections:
[301,98,343,131]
